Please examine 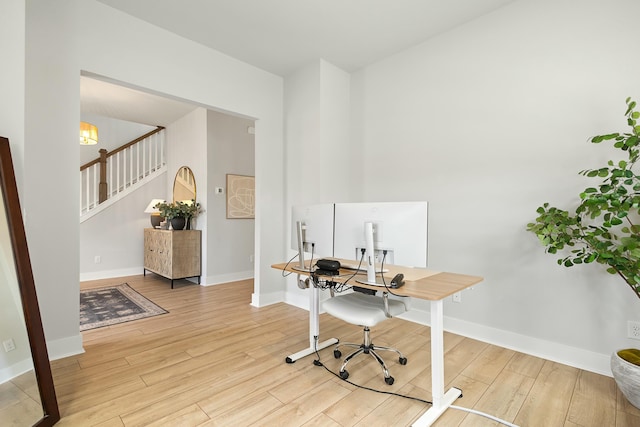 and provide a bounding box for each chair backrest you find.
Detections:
[322,292,407,327]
